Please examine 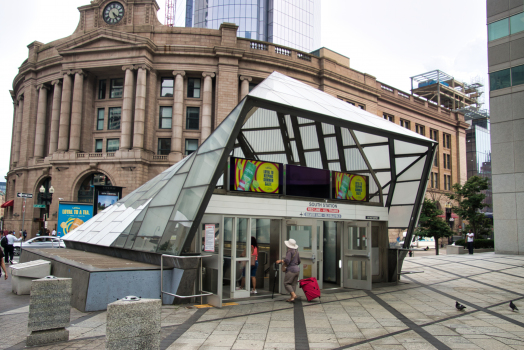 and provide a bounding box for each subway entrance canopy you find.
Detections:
[63,72,437,255]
